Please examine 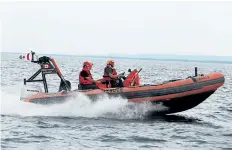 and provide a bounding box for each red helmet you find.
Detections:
[83,61,93,67]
